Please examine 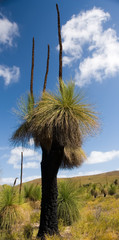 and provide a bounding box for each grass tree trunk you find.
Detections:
[37,142,64,239]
